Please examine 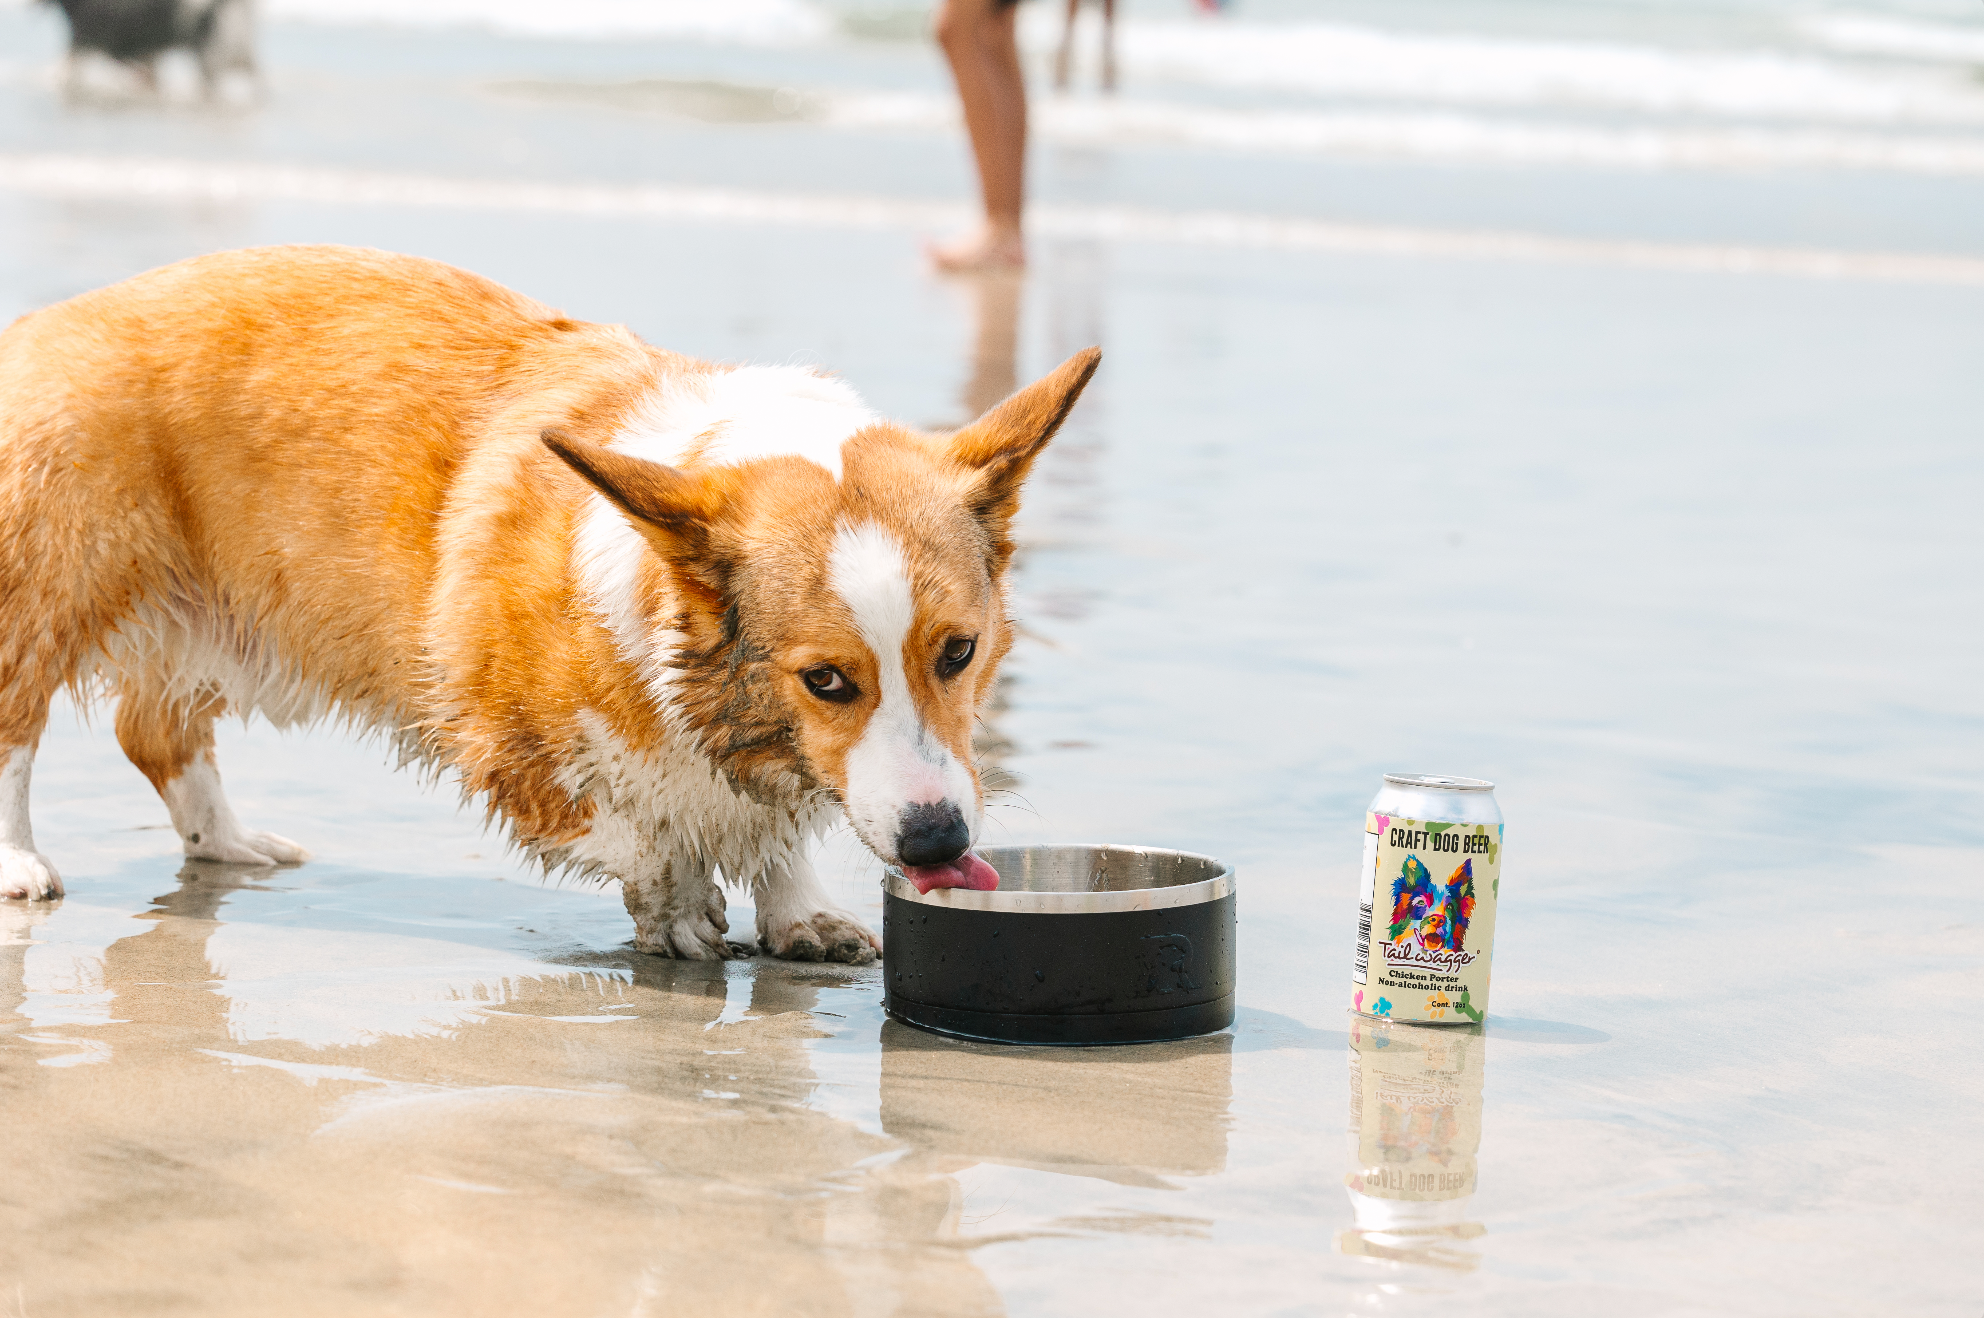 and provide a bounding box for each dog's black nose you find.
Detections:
[896,801,970,866]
